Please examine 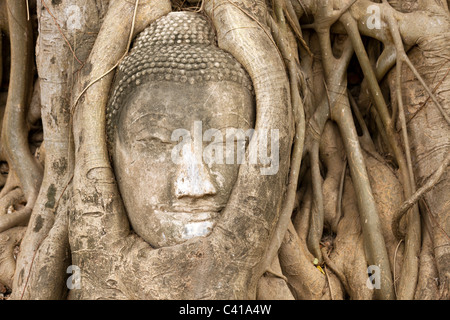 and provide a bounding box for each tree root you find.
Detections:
[2,0,43,207]
[293,177,312,240]
[320,121,346,233]
[279,221,327,299]
[10,0,90,298]
[0,168,20,200]
[321,246,351,295]
[0,207,32,234]
[261,2,306,276]
[414,225,439,299]
[329,175,374,300]
[0,165,29,235]
[0,188,25,219]
[393,152,450,239]
[0,4,43,293]
[256,255,295,300]
[289,1,396,299]
[327,151,404,300]
[307,140,324,262]
[18,194,70,300]
[1,0,447,300]
[0,227,25,289]
[339,8,423,299]
[314,4,395,299]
